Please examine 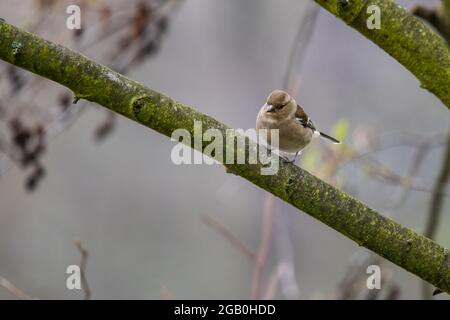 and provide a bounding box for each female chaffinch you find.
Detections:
[256,90,340,163]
